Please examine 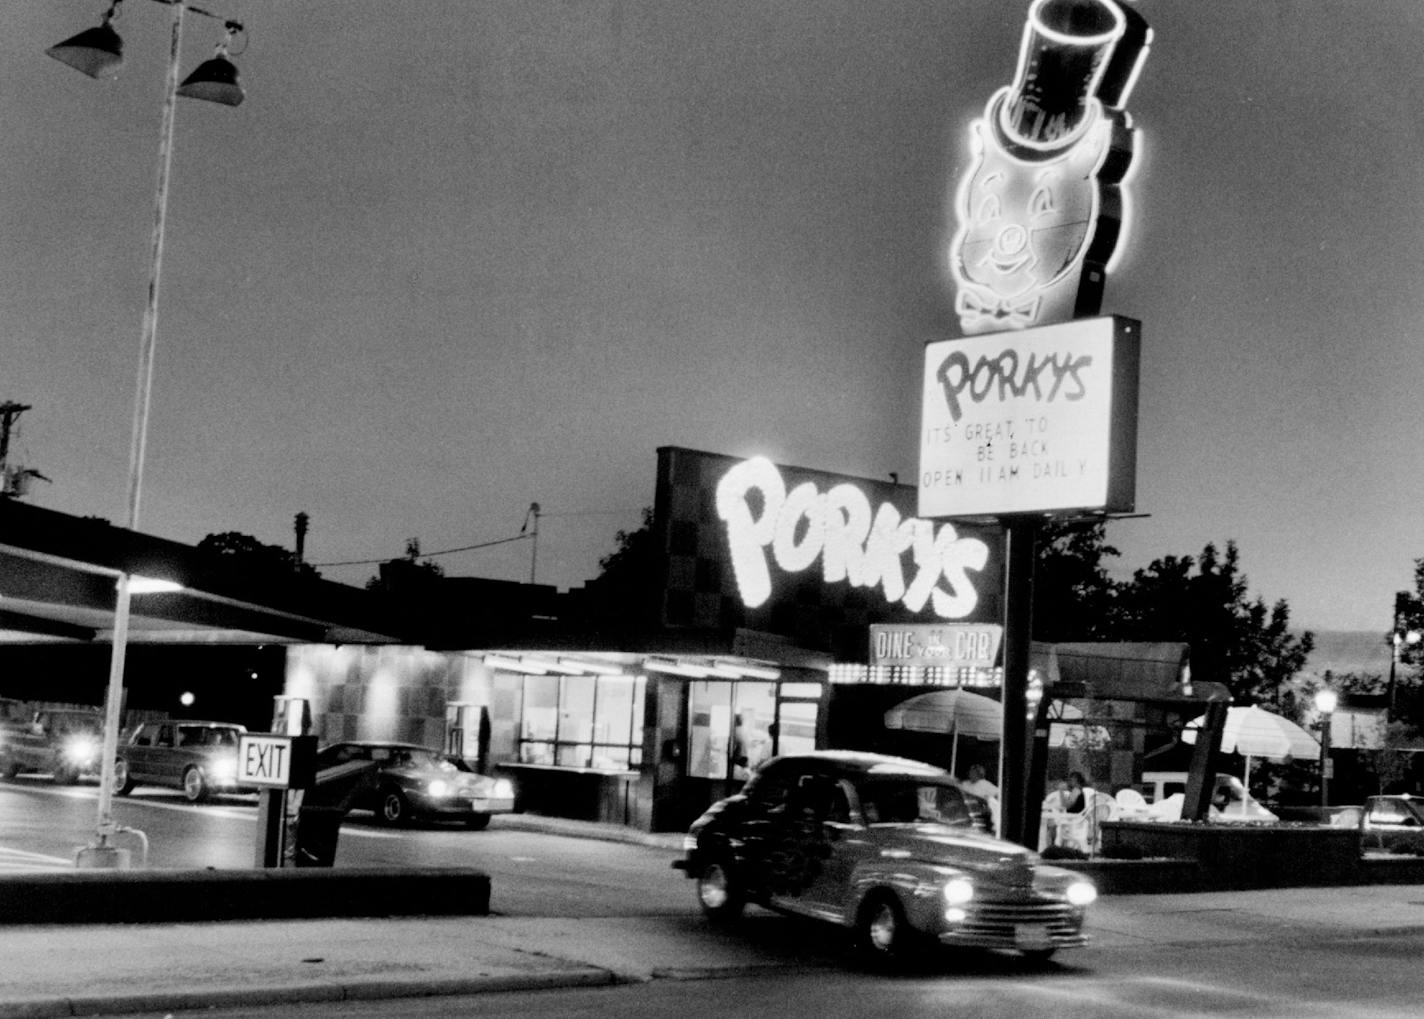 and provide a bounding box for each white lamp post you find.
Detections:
[1313,687,1338,811]
[49,0,246,868]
